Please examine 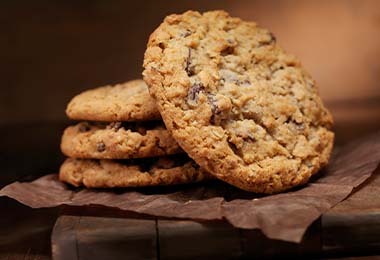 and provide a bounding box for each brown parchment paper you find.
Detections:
[1,132,380,243]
